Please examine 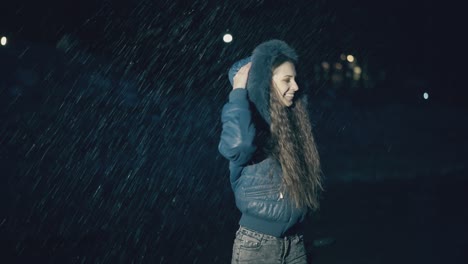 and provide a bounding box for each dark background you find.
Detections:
[1,0,467,263]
